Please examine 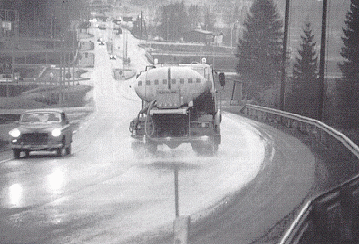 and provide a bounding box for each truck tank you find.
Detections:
[134,66,212,108]
[129,63,224,156]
